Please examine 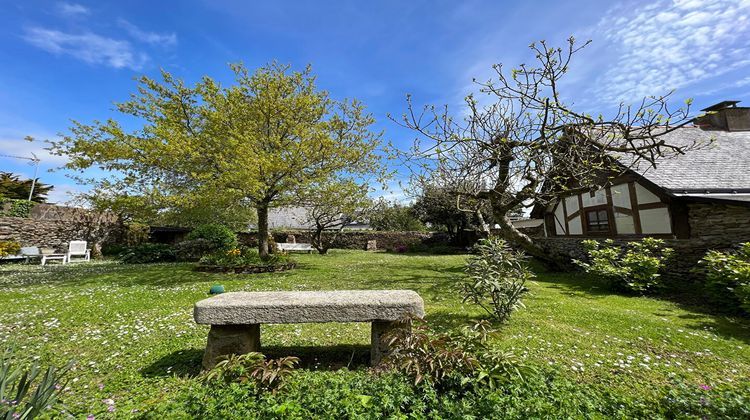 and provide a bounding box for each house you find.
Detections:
[532,100,750,240]
[531,101,750,274]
